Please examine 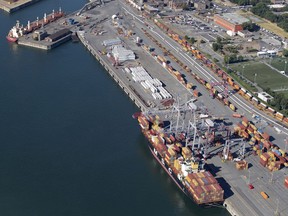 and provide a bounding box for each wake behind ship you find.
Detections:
[135,113,224,206]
